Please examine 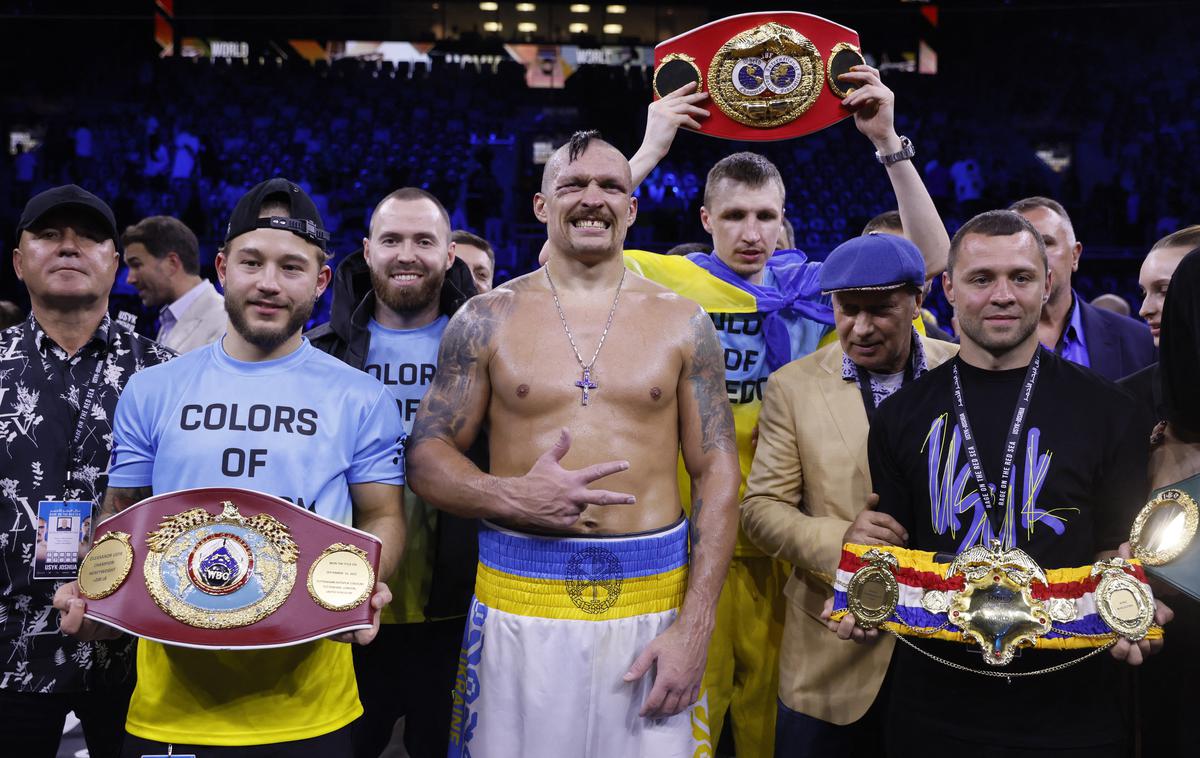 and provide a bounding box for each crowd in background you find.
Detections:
[3,9,1198,336]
